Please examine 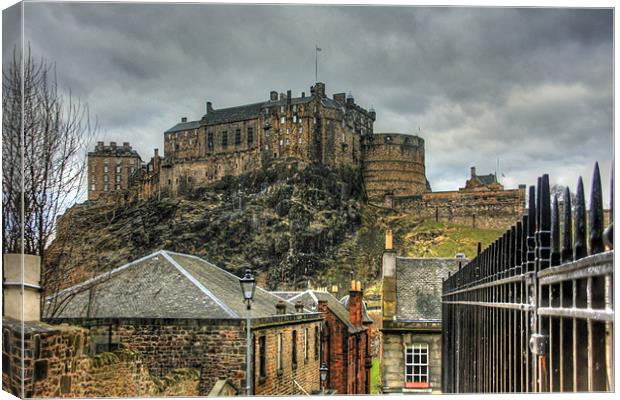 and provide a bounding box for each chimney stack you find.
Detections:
[286,90,292,105]
[301,91,306,98]
[382,230,397,321]
[206,101,213,114]
[270,91,278,101]
[349,280,363,326]
[123,142,131,150]
[470,166,476,178]
[3,254,41,321]
[181,117,187,123]
[110,141,117,149]
[314,82,326,98]
[295,301,304,313]
[154,148,159,158]
[276,300,287,315]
